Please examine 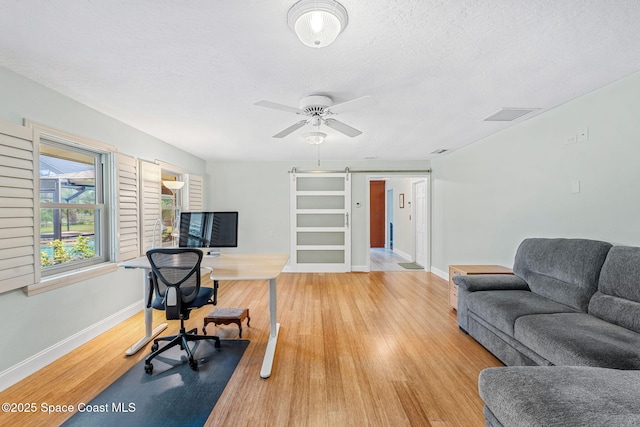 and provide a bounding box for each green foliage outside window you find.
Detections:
[40,235,96,267]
